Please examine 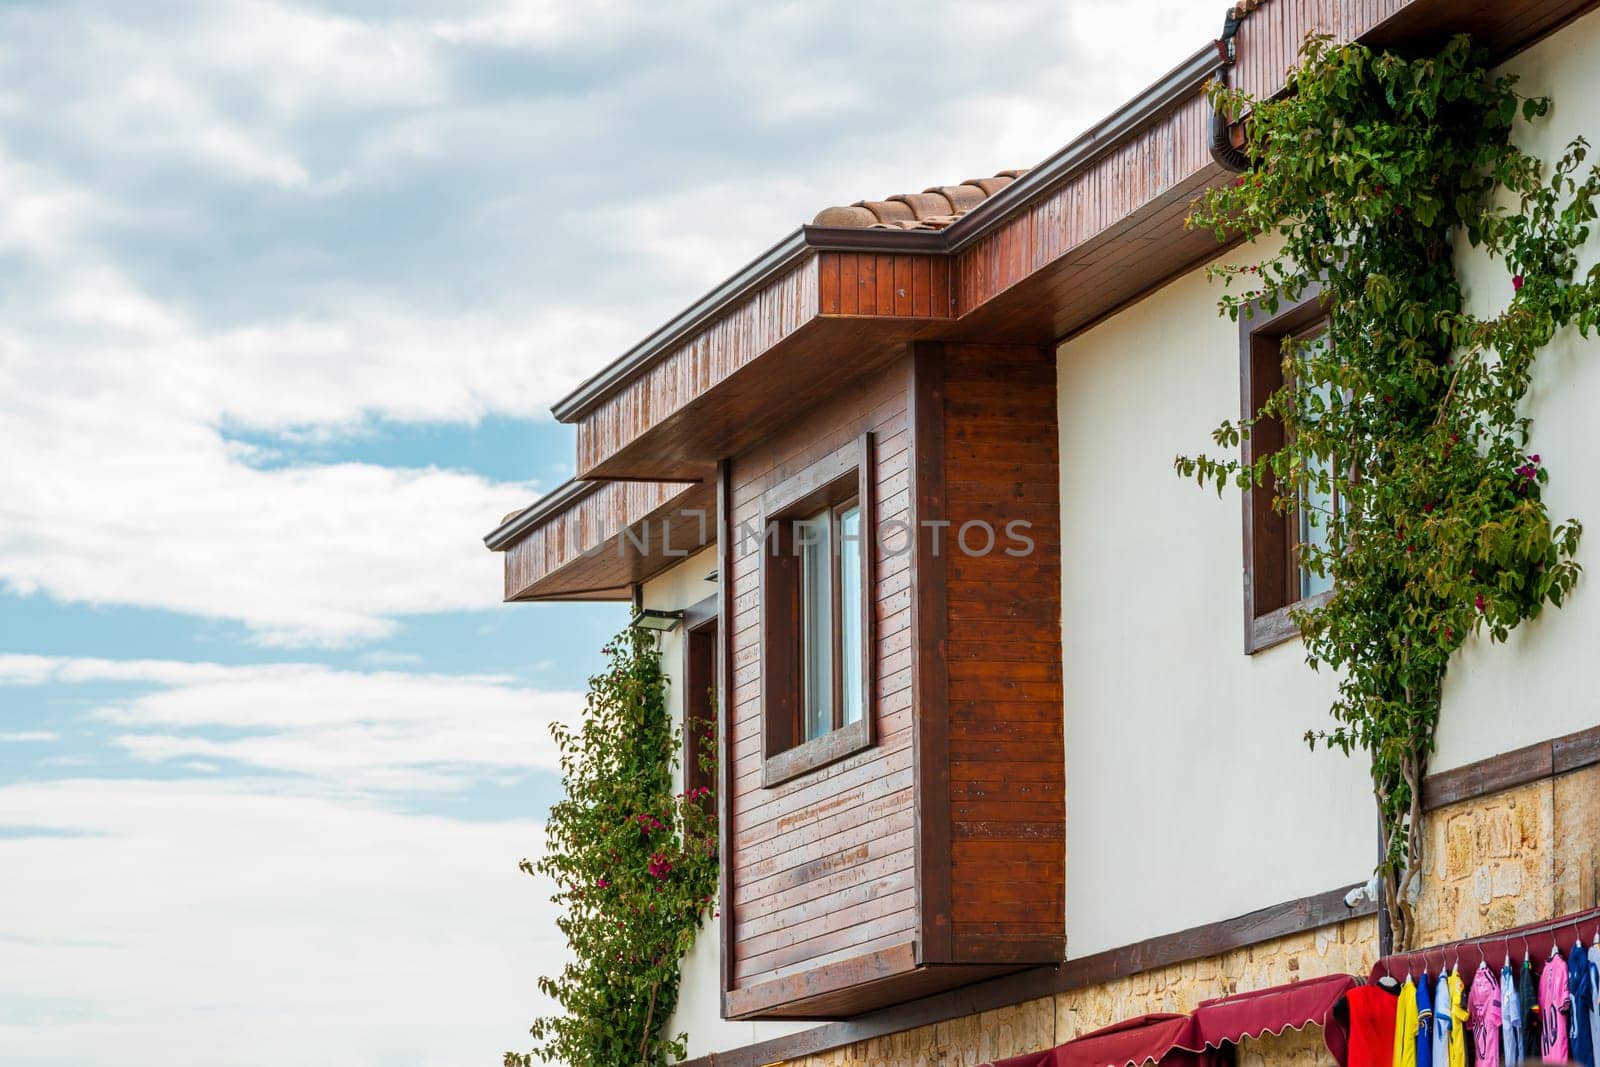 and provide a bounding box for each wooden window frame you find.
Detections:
[681,594,719,818]
[1240,289,1333,654]
[759,433,876,787]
